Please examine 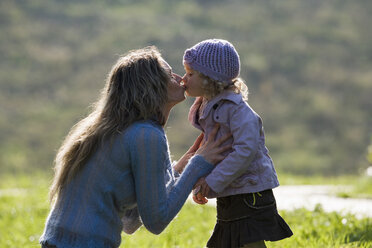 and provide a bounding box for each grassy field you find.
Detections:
[0,174,371,248]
